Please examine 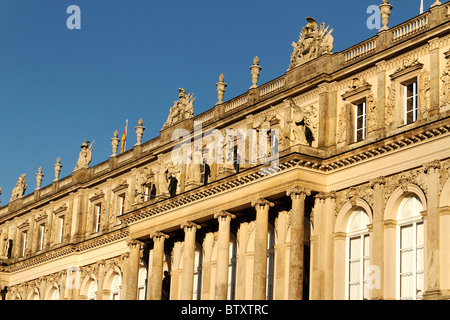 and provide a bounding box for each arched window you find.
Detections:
[398,196,423,300]
[192,246,203,300]
[87,280,97,300]
[227,235,237,300]
[266,225,275,300]
[137,267,147,300]
[110,274,121,300]
[347,210,370,300]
